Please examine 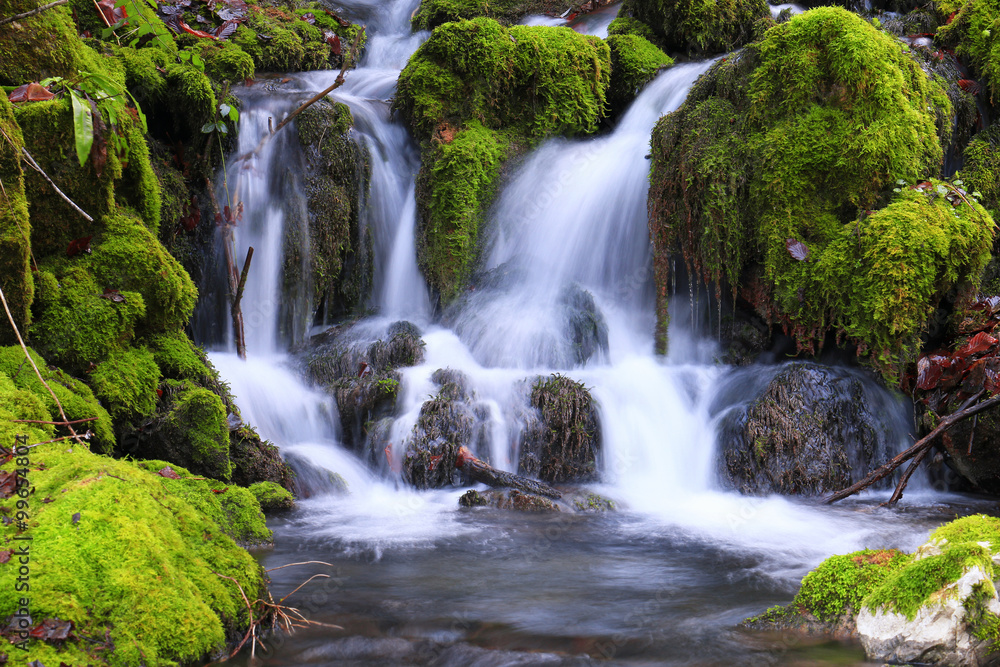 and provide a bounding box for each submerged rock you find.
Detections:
[518,374,602,483]
[718,362,897,495]
[459,488,561,511]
